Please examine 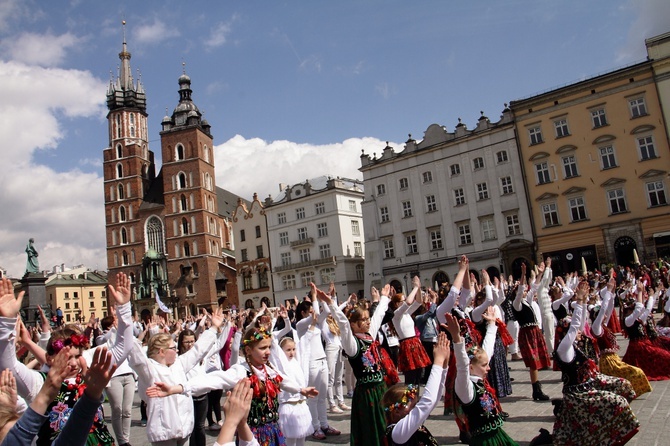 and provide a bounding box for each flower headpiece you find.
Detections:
[383,384,418,412]
[242,328,272,346]
[50,333,89,354]
[467,345,480,361]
